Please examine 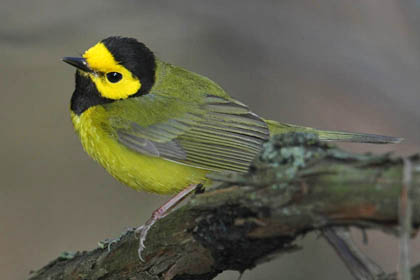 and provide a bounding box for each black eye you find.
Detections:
[106,72,122,83]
